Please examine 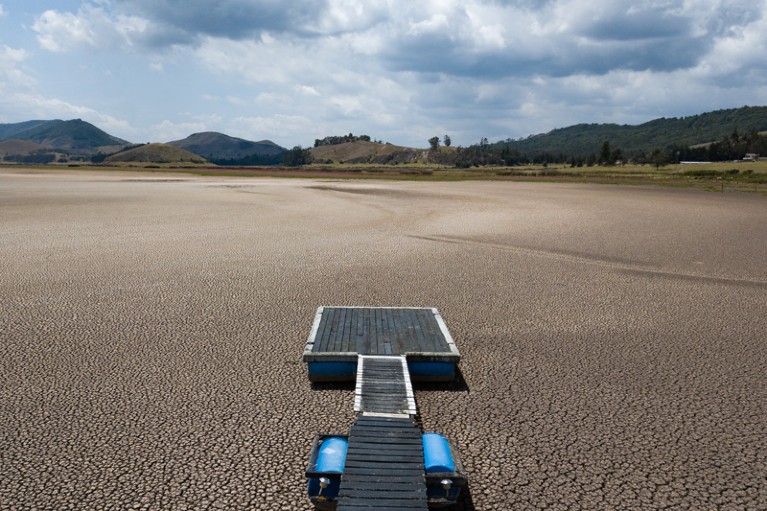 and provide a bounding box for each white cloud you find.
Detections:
[0,5,6,17]
[34,10,95,51]
[297,85,321,97]
[1,90,135,137]
[149,120,207,142]
[0,46,36,120]
[33,4,149,52]
[229,115,315,144]
[315,0,389,35]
